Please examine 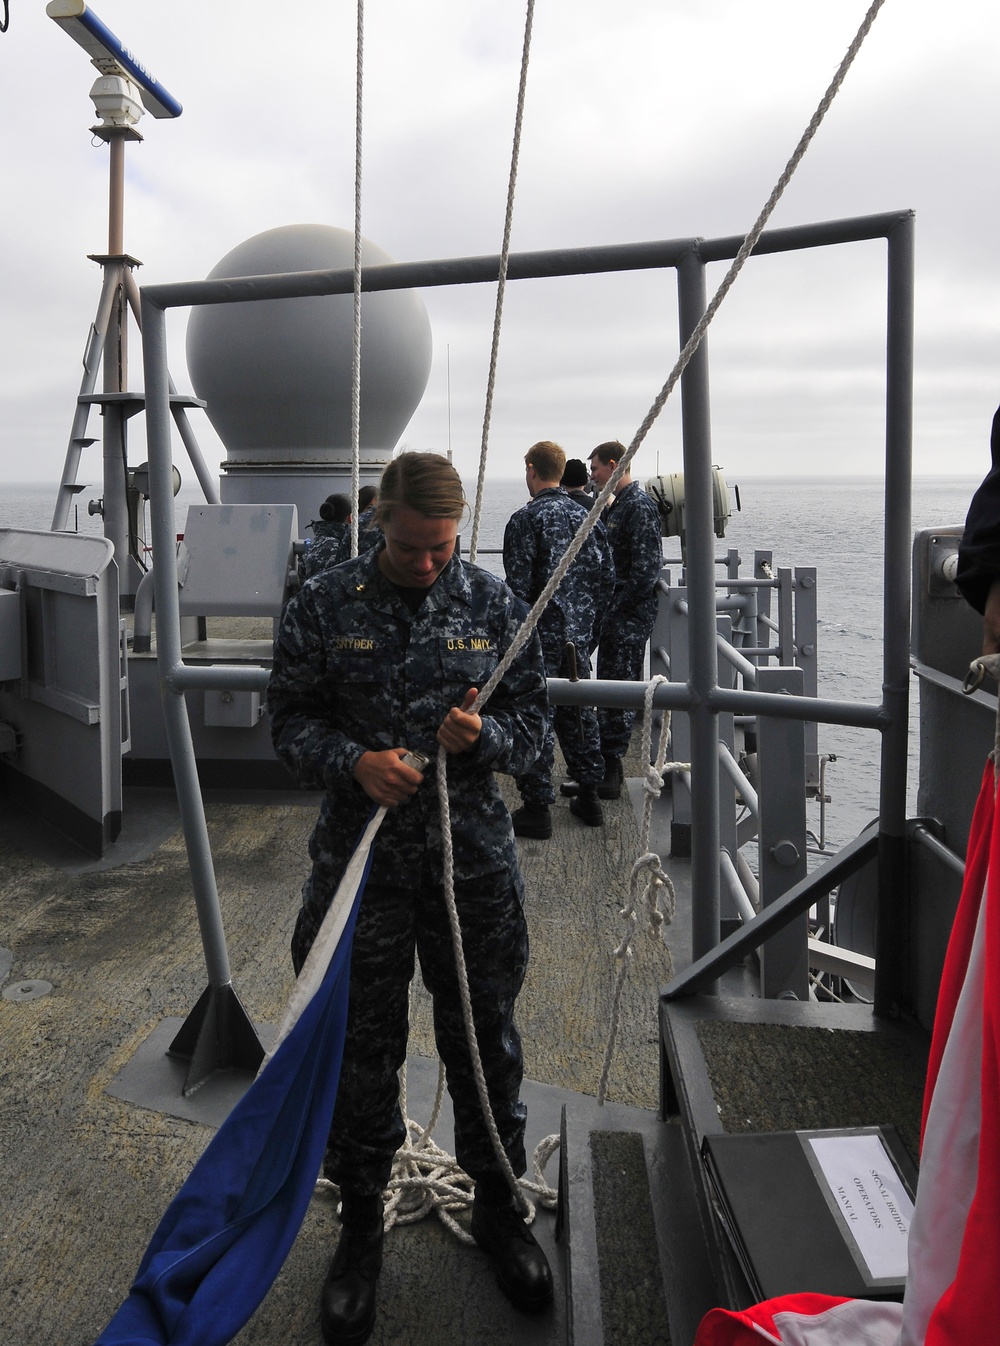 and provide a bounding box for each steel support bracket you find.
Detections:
[167,981,265,1095]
